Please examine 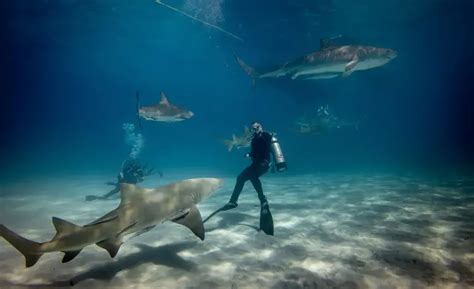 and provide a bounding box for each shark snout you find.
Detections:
[387,49,397,59]
[181,111,194,119]
[209,178,224,190]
